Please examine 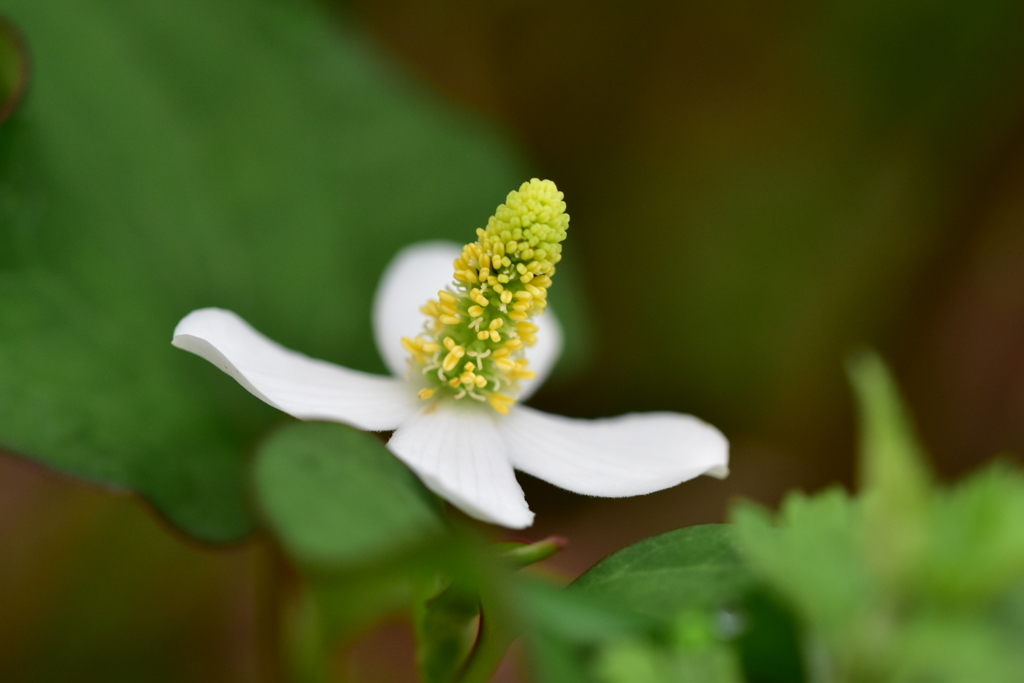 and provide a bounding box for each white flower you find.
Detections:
[172,185,728,529]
